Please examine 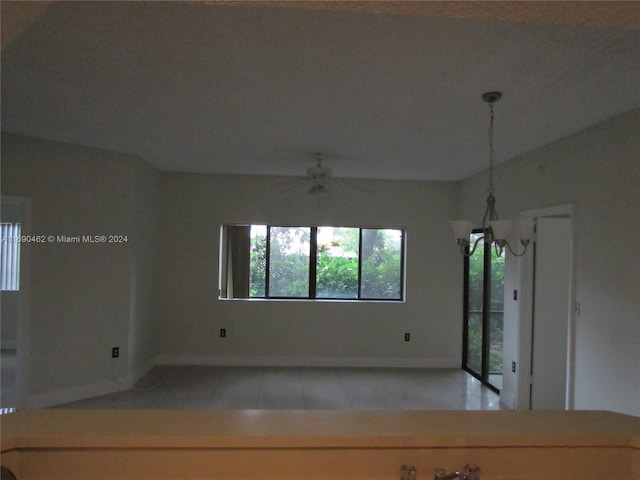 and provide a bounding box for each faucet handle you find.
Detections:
[433,465,480,480]
[400,464,417,480]
[463,464,480,480]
